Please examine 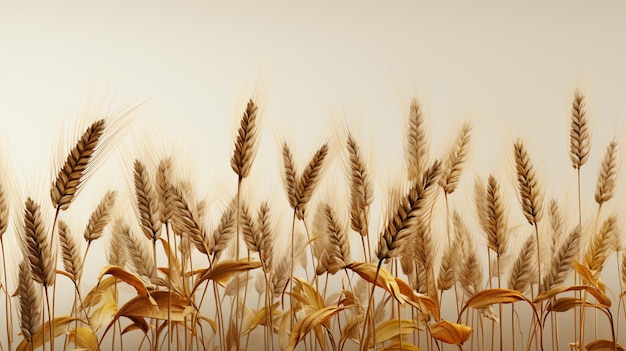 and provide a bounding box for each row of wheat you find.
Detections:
[0,91,624,351]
